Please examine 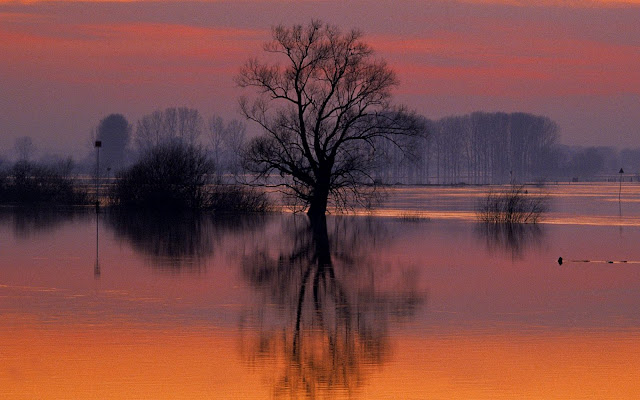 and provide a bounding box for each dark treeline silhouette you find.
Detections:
[374,112,560,184]
[110,141,214,210]
[128,107,245,181]
[108,140,268,212]
[2,111,636,211]
[374,112,640,185]
[557,145,640,181]
[0,159,89,206]
[103,106,269,212]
